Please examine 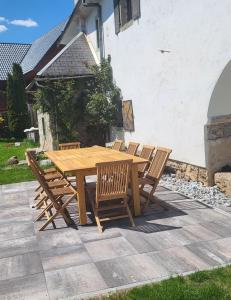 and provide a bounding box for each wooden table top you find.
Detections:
[45,146,148,173]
